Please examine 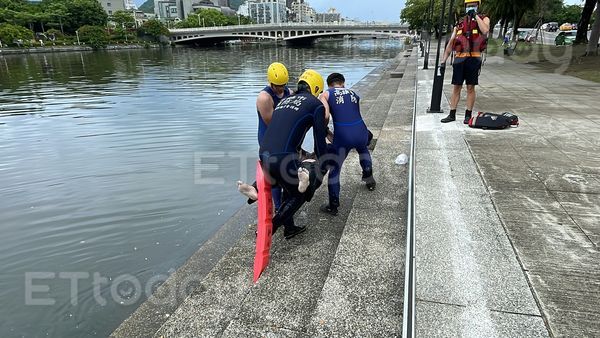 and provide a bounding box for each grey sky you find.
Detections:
[133,0,586,22]
[306,0,583,22]
[308,0,405,22]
